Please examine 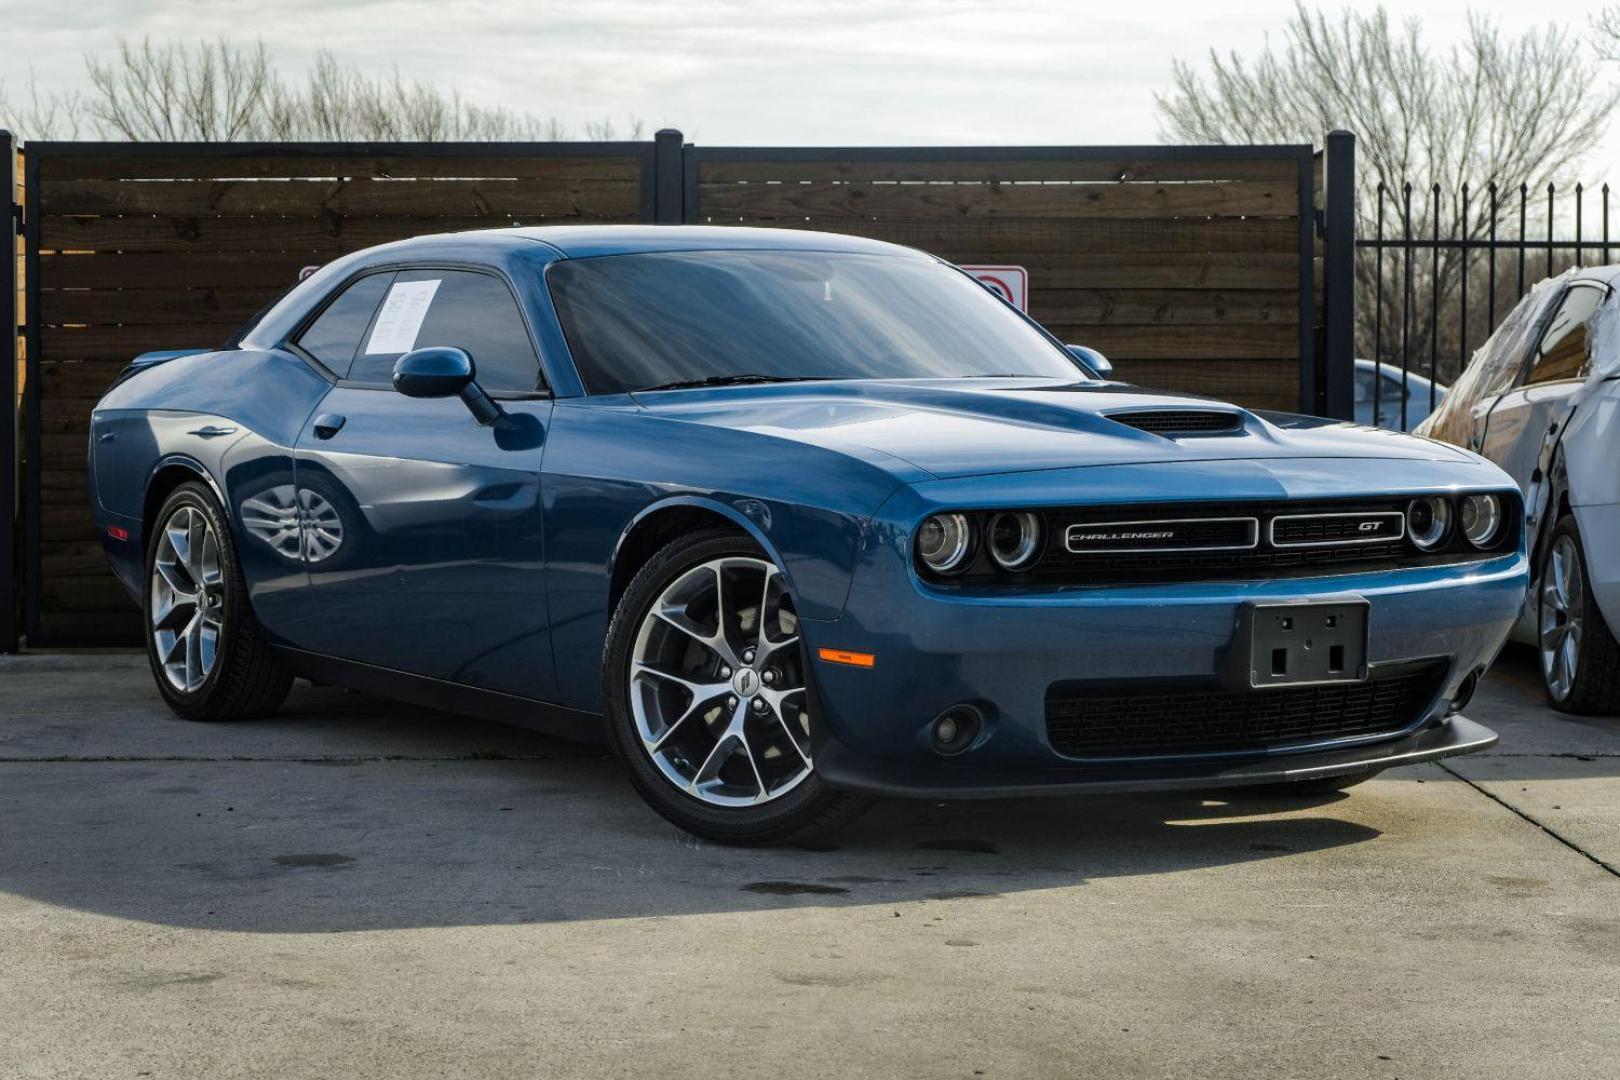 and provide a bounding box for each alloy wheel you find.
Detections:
[1540,533,1584,702]
[150,504,225,694]
[628,556,813,807]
